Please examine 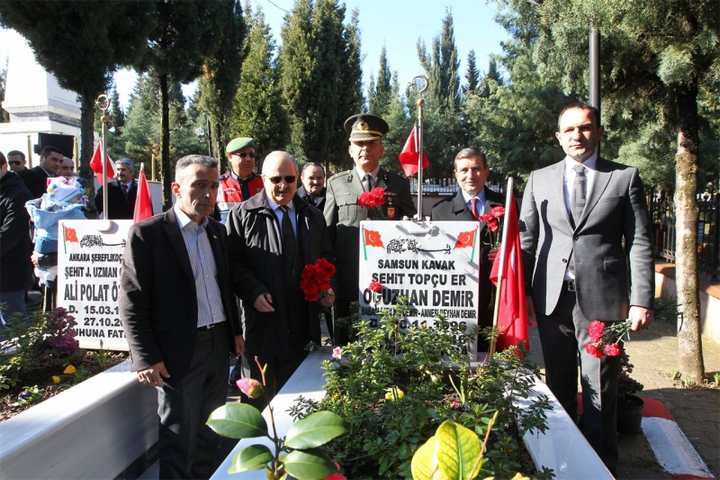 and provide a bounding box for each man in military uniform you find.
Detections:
[324,114,415,320]
[217,137,264,213]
